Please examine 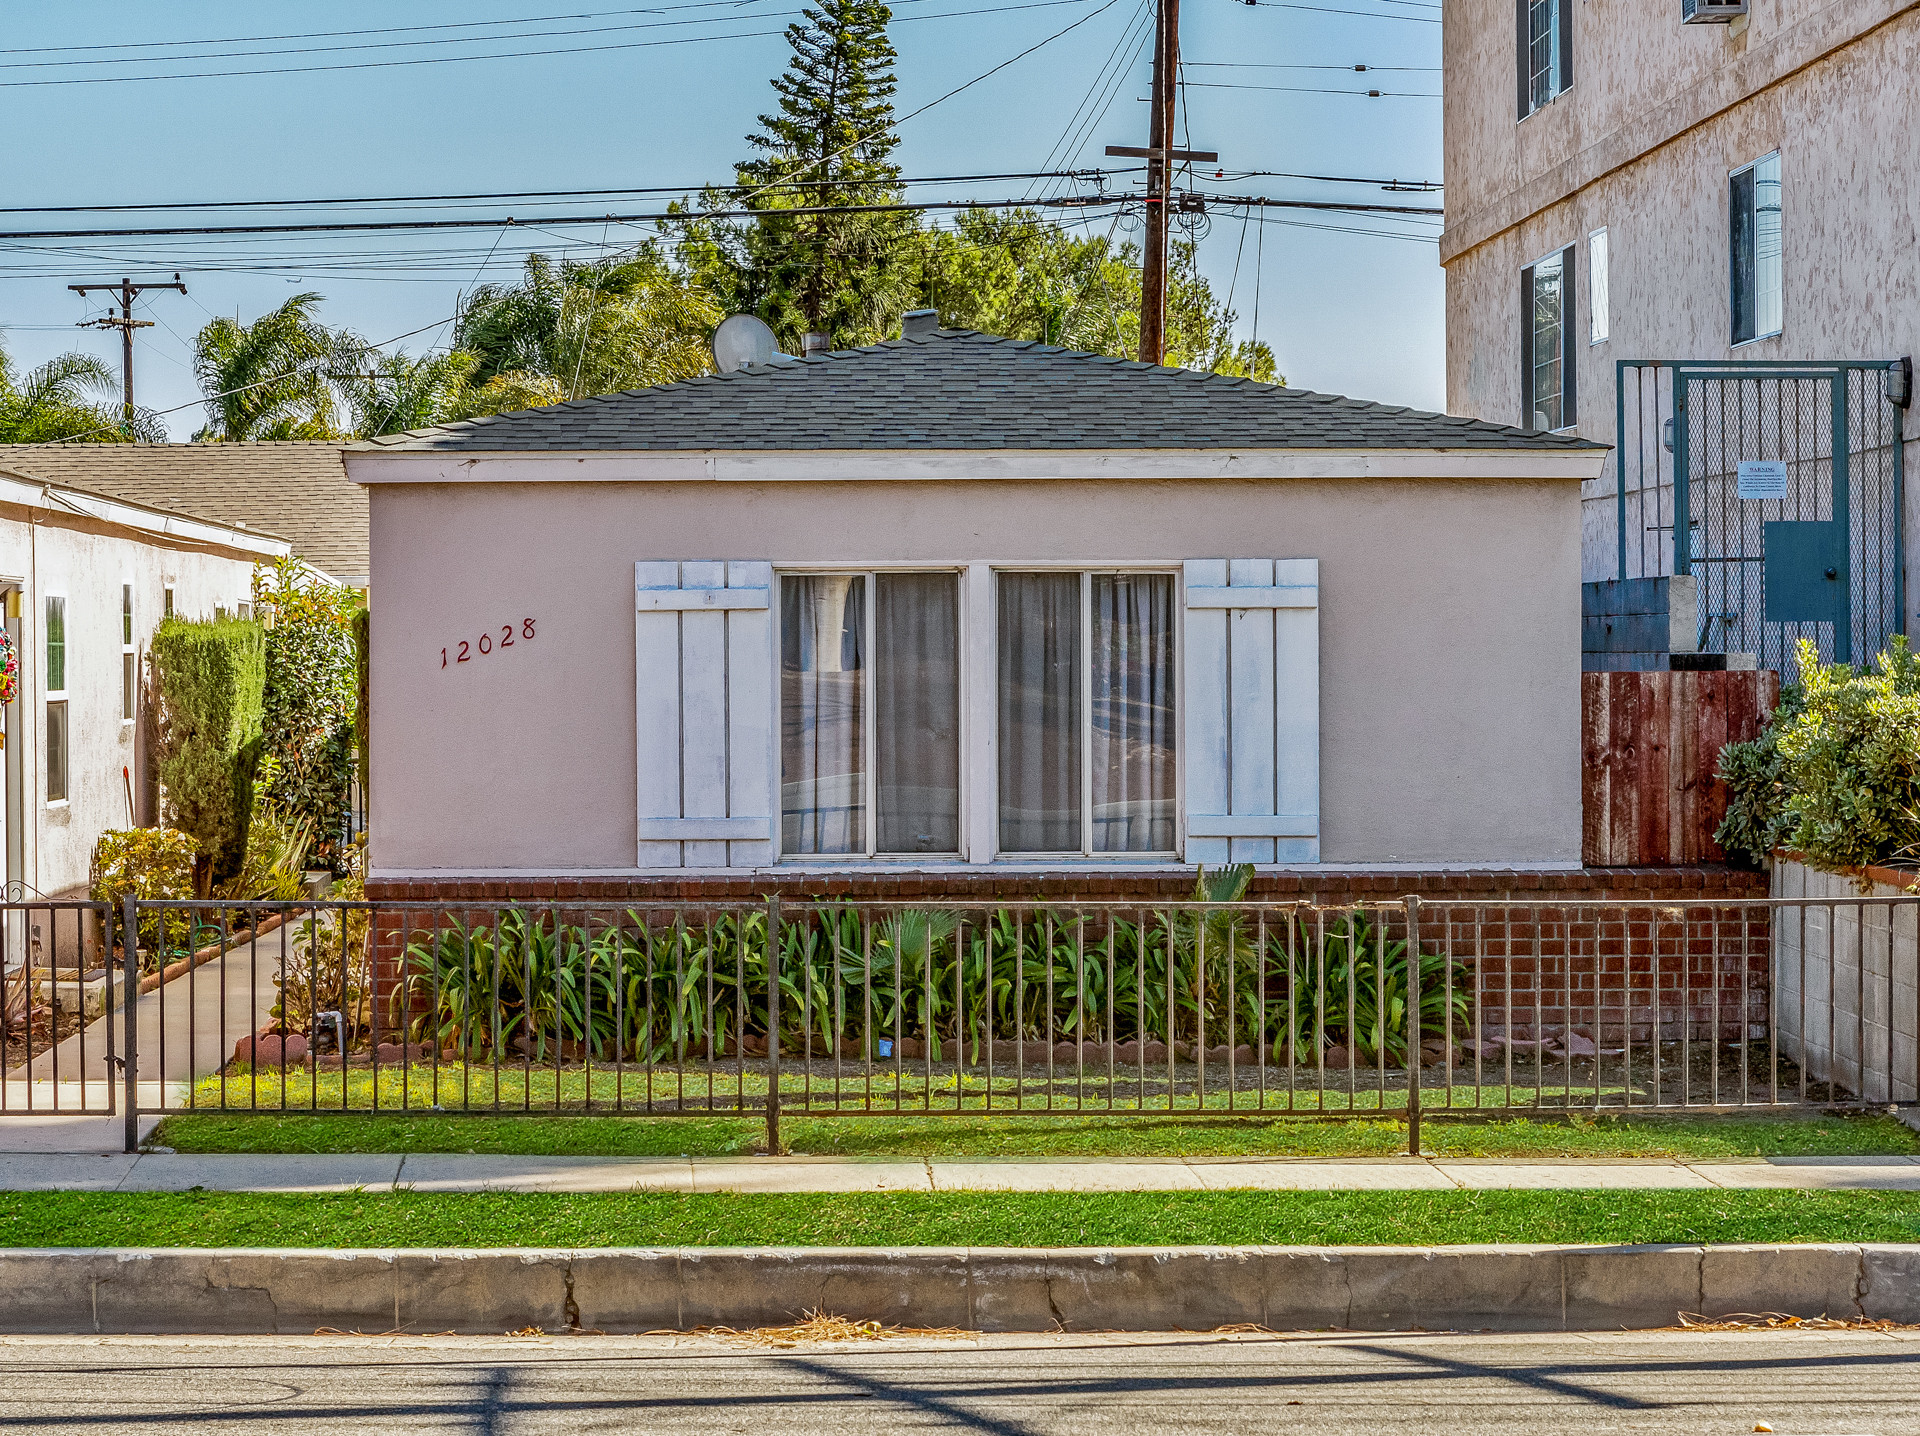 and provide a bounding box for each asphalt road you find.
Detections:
[0,1329,1914,1434]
